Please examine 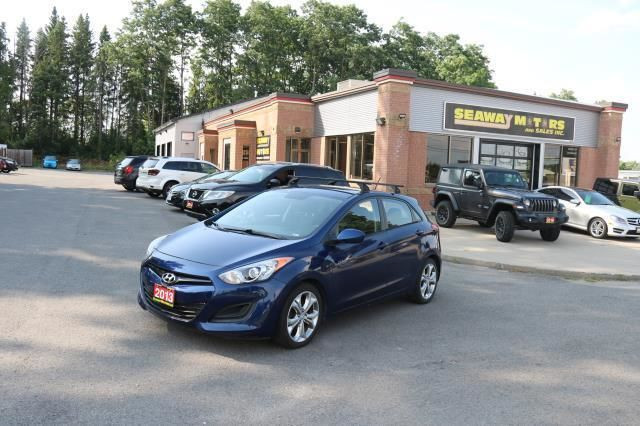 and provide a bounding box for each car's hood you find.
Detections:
[488,187,550,200]
[156,222,296,267]
[583,203,638,218]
